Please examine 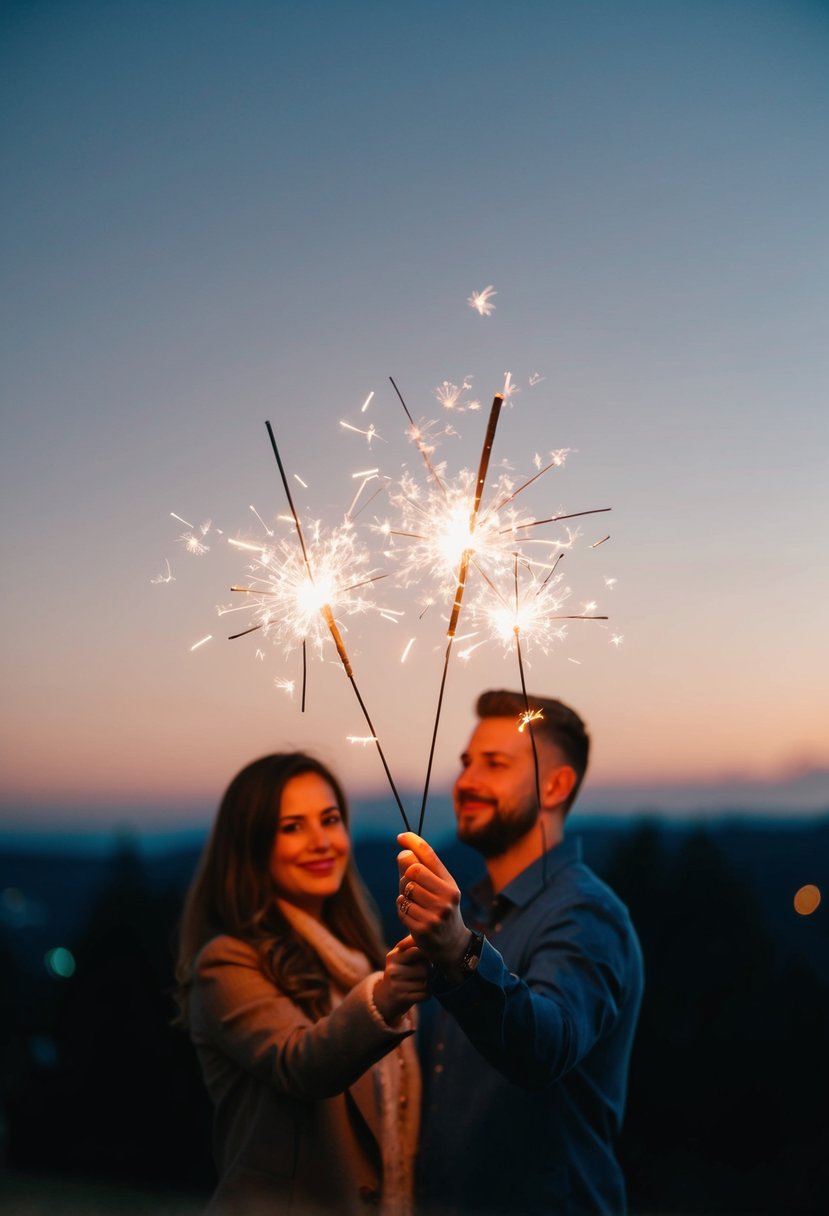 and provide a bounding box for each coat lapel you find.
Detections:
[348,1066,382,1147]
